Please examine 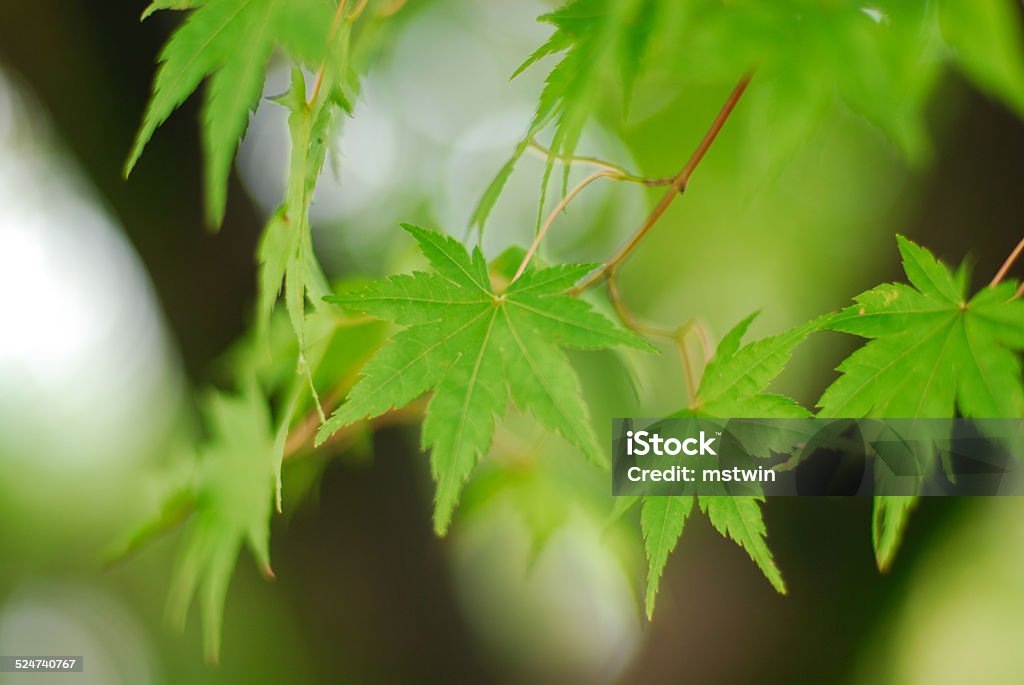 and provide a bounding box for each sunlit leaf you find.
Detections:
[317,224,653,534]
